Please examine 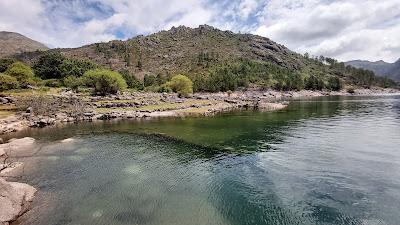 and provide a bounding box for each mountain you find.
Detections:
[345,59,400,81]
[13,25,310,77]
[10,25,397,90]
[0,31,48,58]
